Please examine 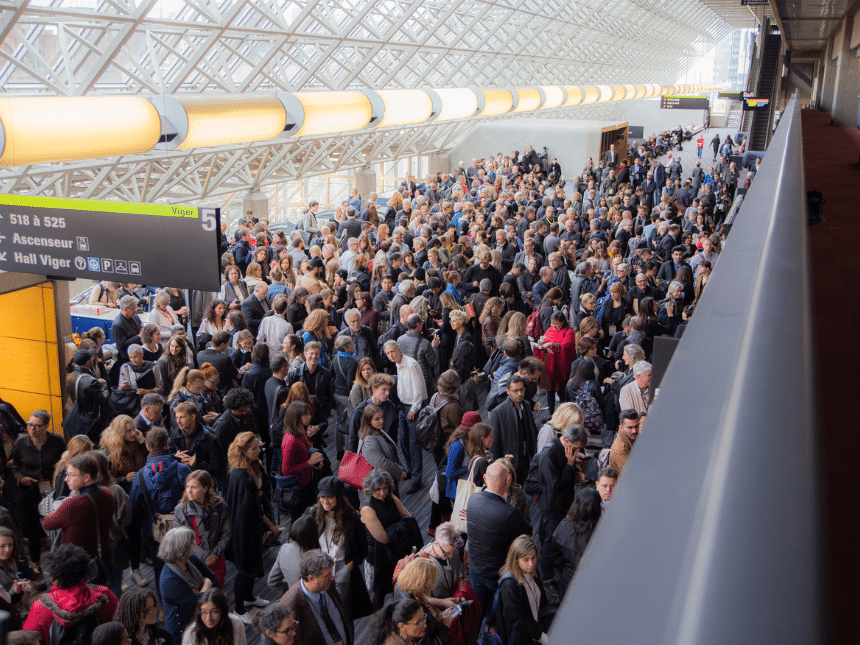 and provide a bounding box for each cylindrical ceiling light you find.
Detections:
[624,84,637,100]
[477,89,514,117]
[170,95,286,150]
[597,85,614,102]
[539,86,565,109]
[0,96,161,167]
[278,91,373,138]
[612,85,626,101]
[581,86,600,104]
[562,86,584,107]
[364,90,433,128]
[511,87,543,113]
[429,88,480,121]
